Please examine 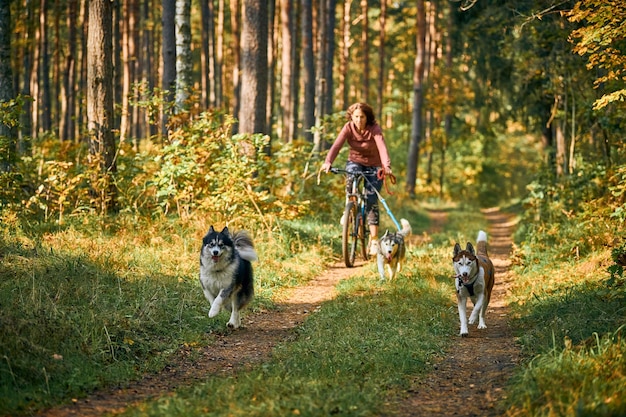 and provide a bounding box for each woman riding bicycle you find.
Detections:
[321,102,392,256]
